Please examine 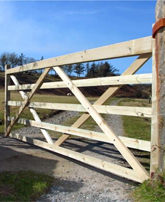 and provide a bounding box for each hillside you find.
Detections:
[0,71,151,98]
